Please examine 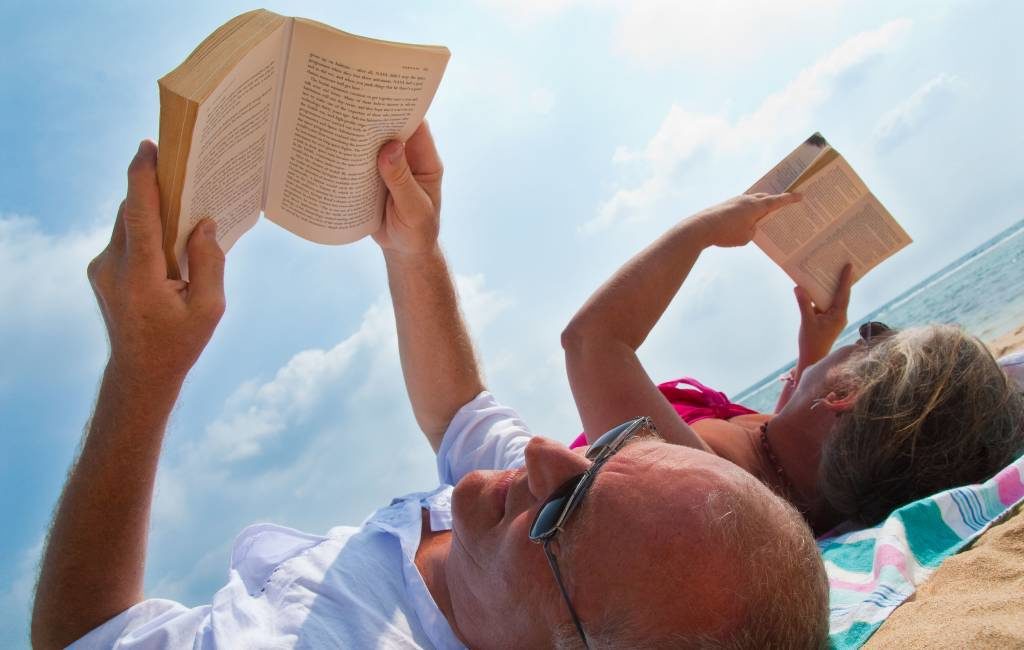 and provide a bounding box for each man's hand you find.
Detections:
[692,192,802,248]
[795,263,853,366]
[87,140,225,386]
[373,122,485,449]
[373,122,442,255]
[33,140,227,650]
